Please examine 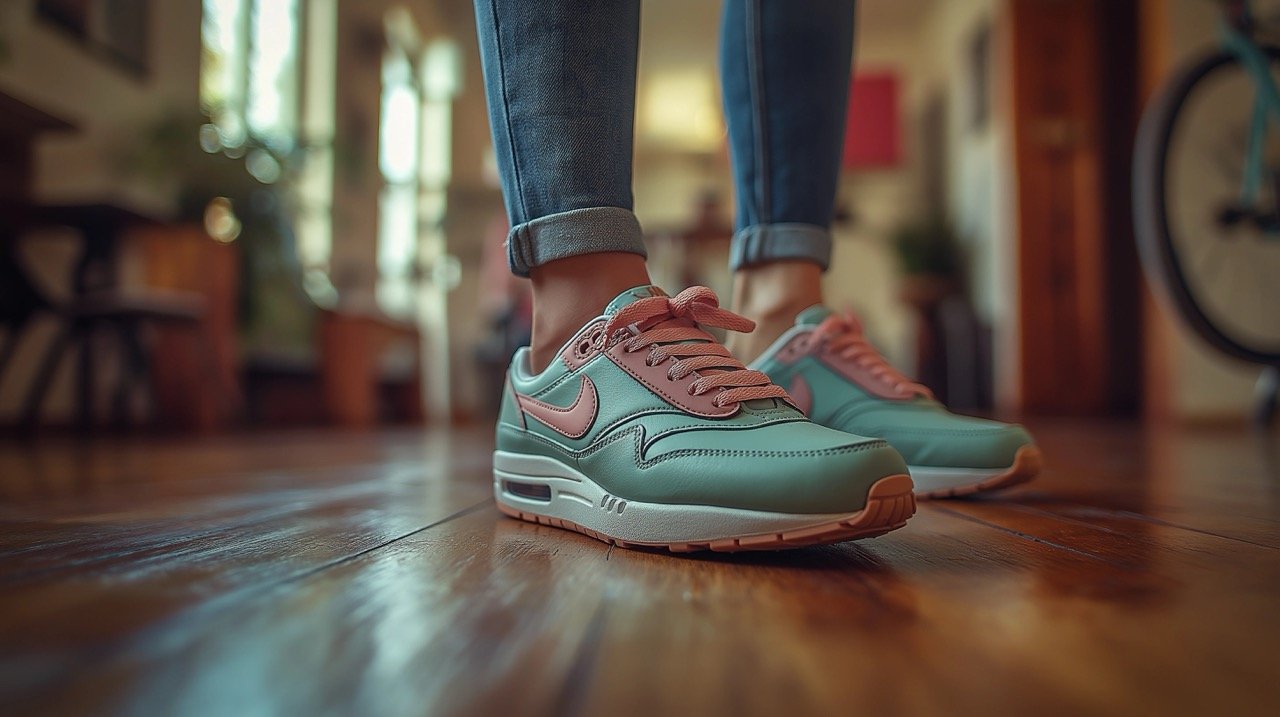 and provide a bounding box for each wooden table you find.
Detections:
[0,419,1277,715]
